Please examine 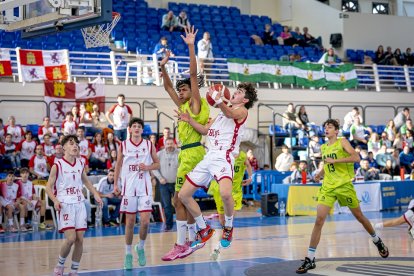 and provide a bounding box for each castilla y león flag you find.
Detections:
[0,49,12,76]
[19,49,68,81]
[45,81,105,122]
